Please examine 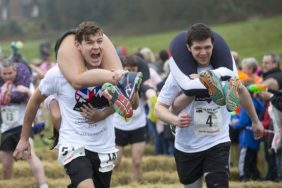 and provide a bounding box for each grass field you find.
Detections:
[0,15,282,62]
